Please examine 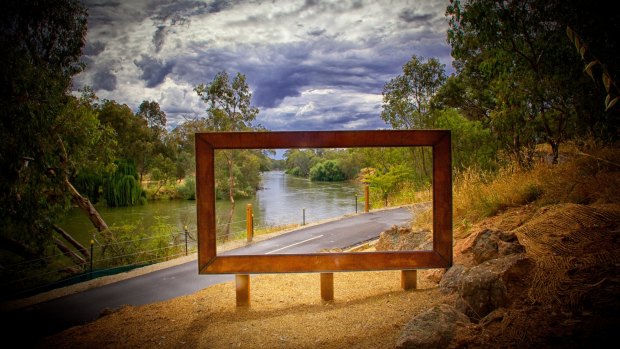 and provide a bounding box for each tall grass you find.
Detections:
[413,143,620,234]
